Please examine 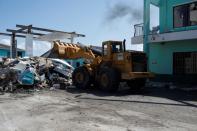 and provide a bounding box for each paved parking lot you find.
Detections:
[0,86,197,131]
